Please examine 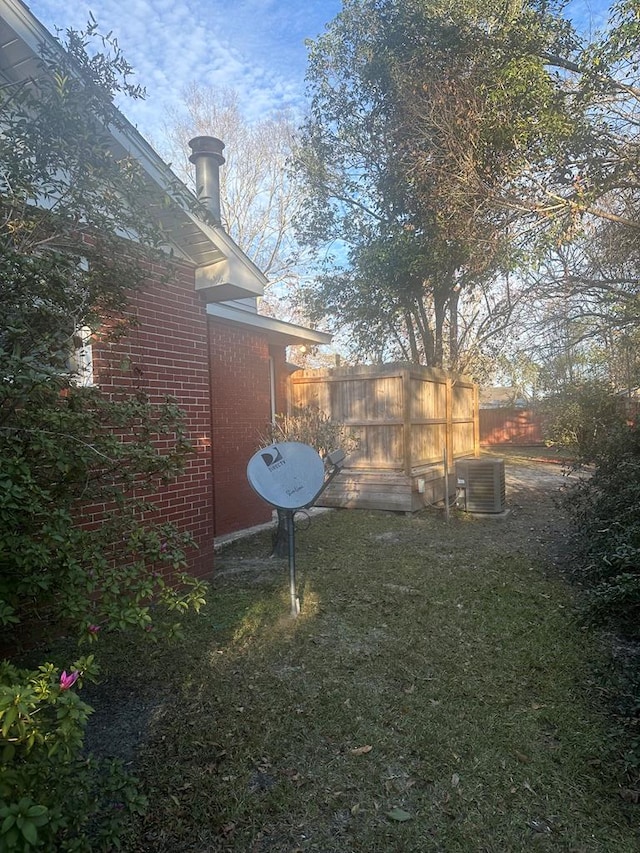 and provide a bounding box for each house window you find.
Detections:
[68,326,94,387]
